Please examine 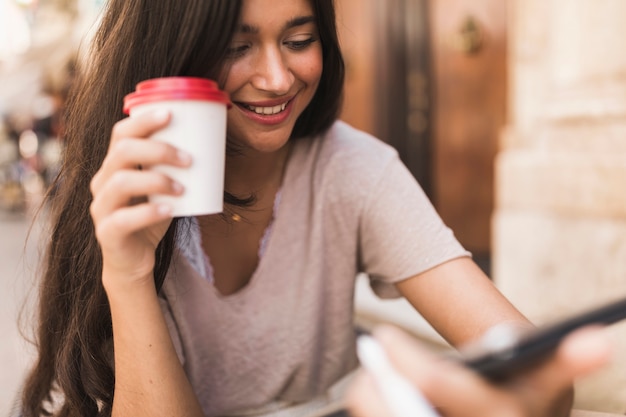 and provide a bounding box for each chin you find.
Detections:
[229,129,293,154]
[252,138,291,154]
